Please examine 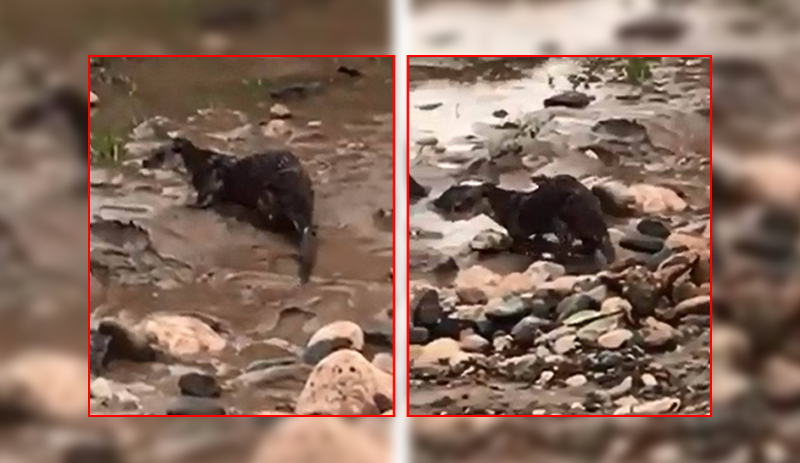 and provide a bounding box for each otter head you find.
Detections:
[169,137,229,207]
[432,181,495,219]
[298,225,318,285]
